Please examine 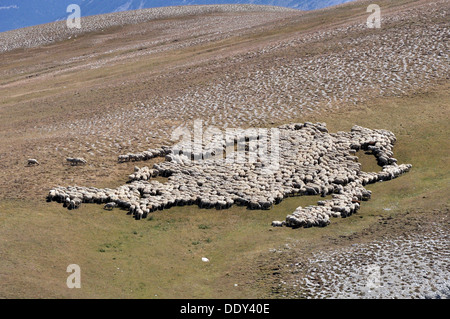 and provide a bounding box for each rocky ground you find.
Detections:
[25,0,449,161]
[270,209,449,299]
